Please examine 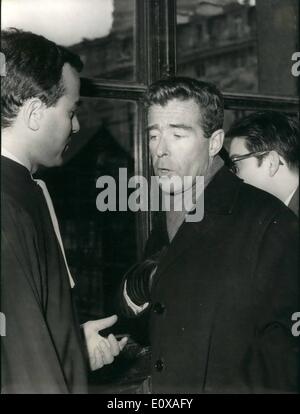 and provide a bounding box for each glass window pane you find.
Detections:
[38,99,138,322]
[177,0,298,97]
[2,0,136,81]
